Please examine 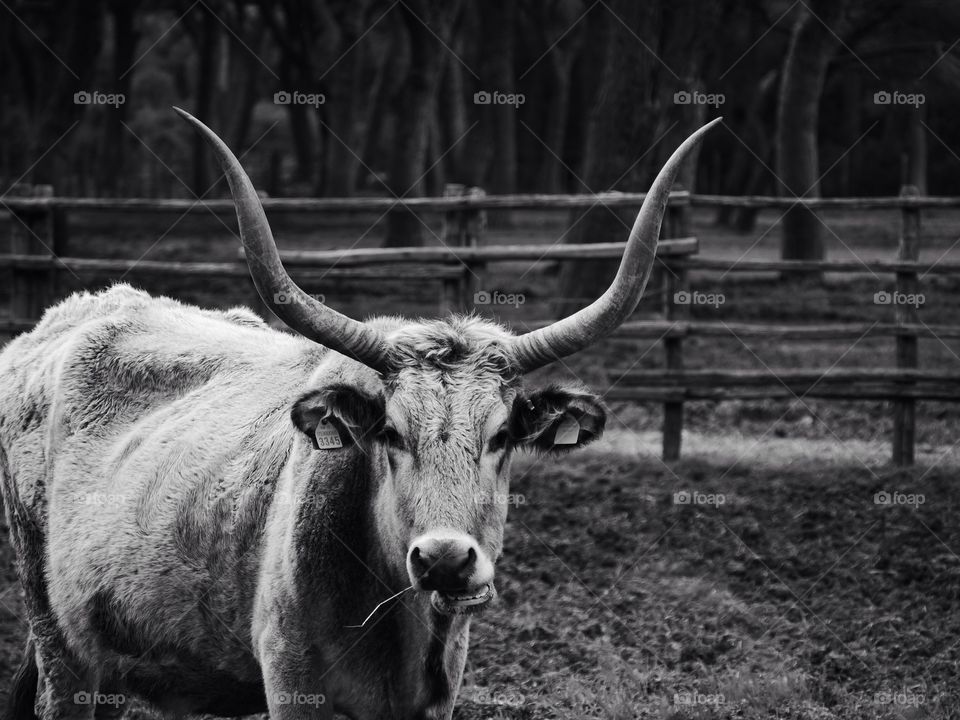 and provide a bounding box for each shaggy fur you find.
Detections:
[0,285,605,719]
